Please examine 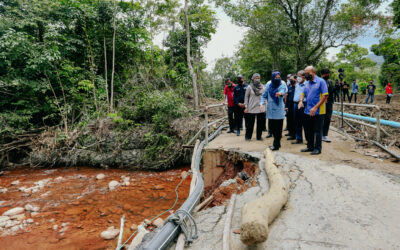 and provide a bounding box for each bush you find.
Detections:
[359,82,368,94]
[120,90,187,130]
